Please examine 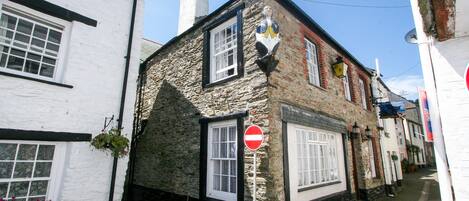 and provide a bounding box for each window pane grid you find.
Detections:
[297,129,339,188]
[0,143,54,200]
[305,39,320,86]
[209,124,237,196]
[0,11,62,79]
[359,79,368,109]
[343,73,351,101]
[211,20,238,82]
